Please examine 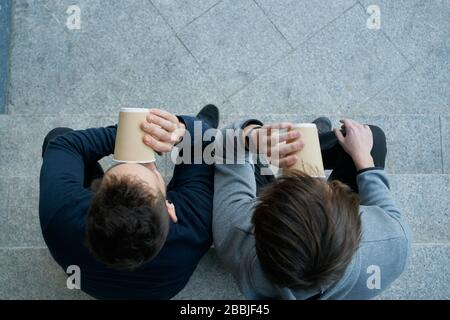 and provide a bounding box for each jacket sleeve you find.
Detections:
[346,169,413,299]
[39,126,117,230]
[357,169,403,221]
[212,119,263,247]
[165,116,217,235]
